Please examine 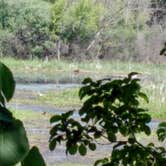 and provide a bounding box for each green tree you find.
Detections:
[49,72,166,166]
[51,0,104,42]
[0,0,9,29]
